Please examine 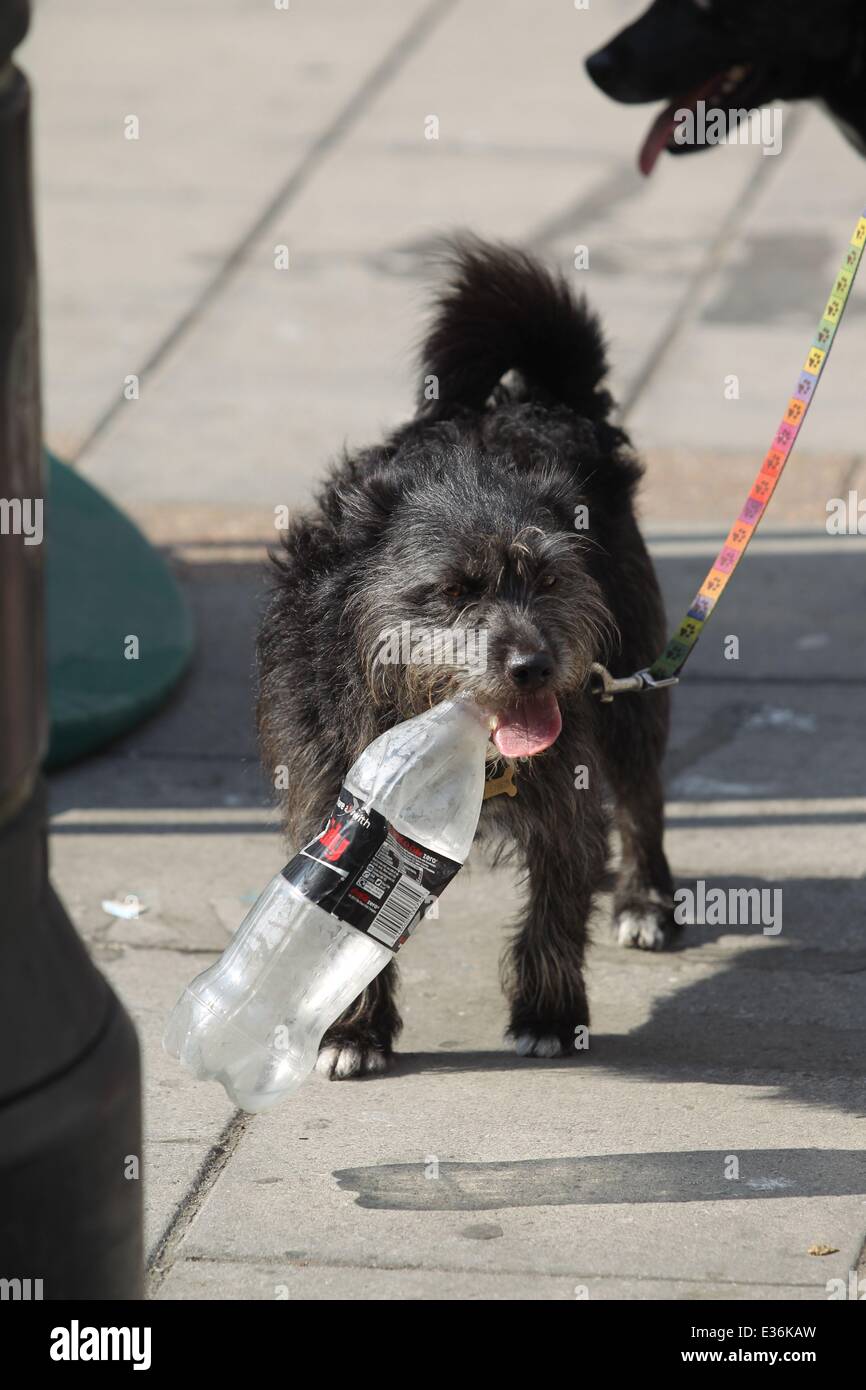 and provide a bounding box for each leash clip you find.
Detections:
[590,662,679,703]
